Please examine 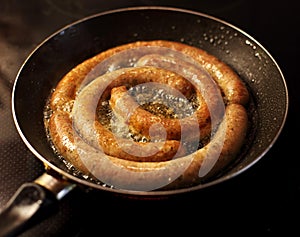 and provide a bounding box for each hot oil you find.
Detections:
[131,84,199,119]
[96,83,205,154]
